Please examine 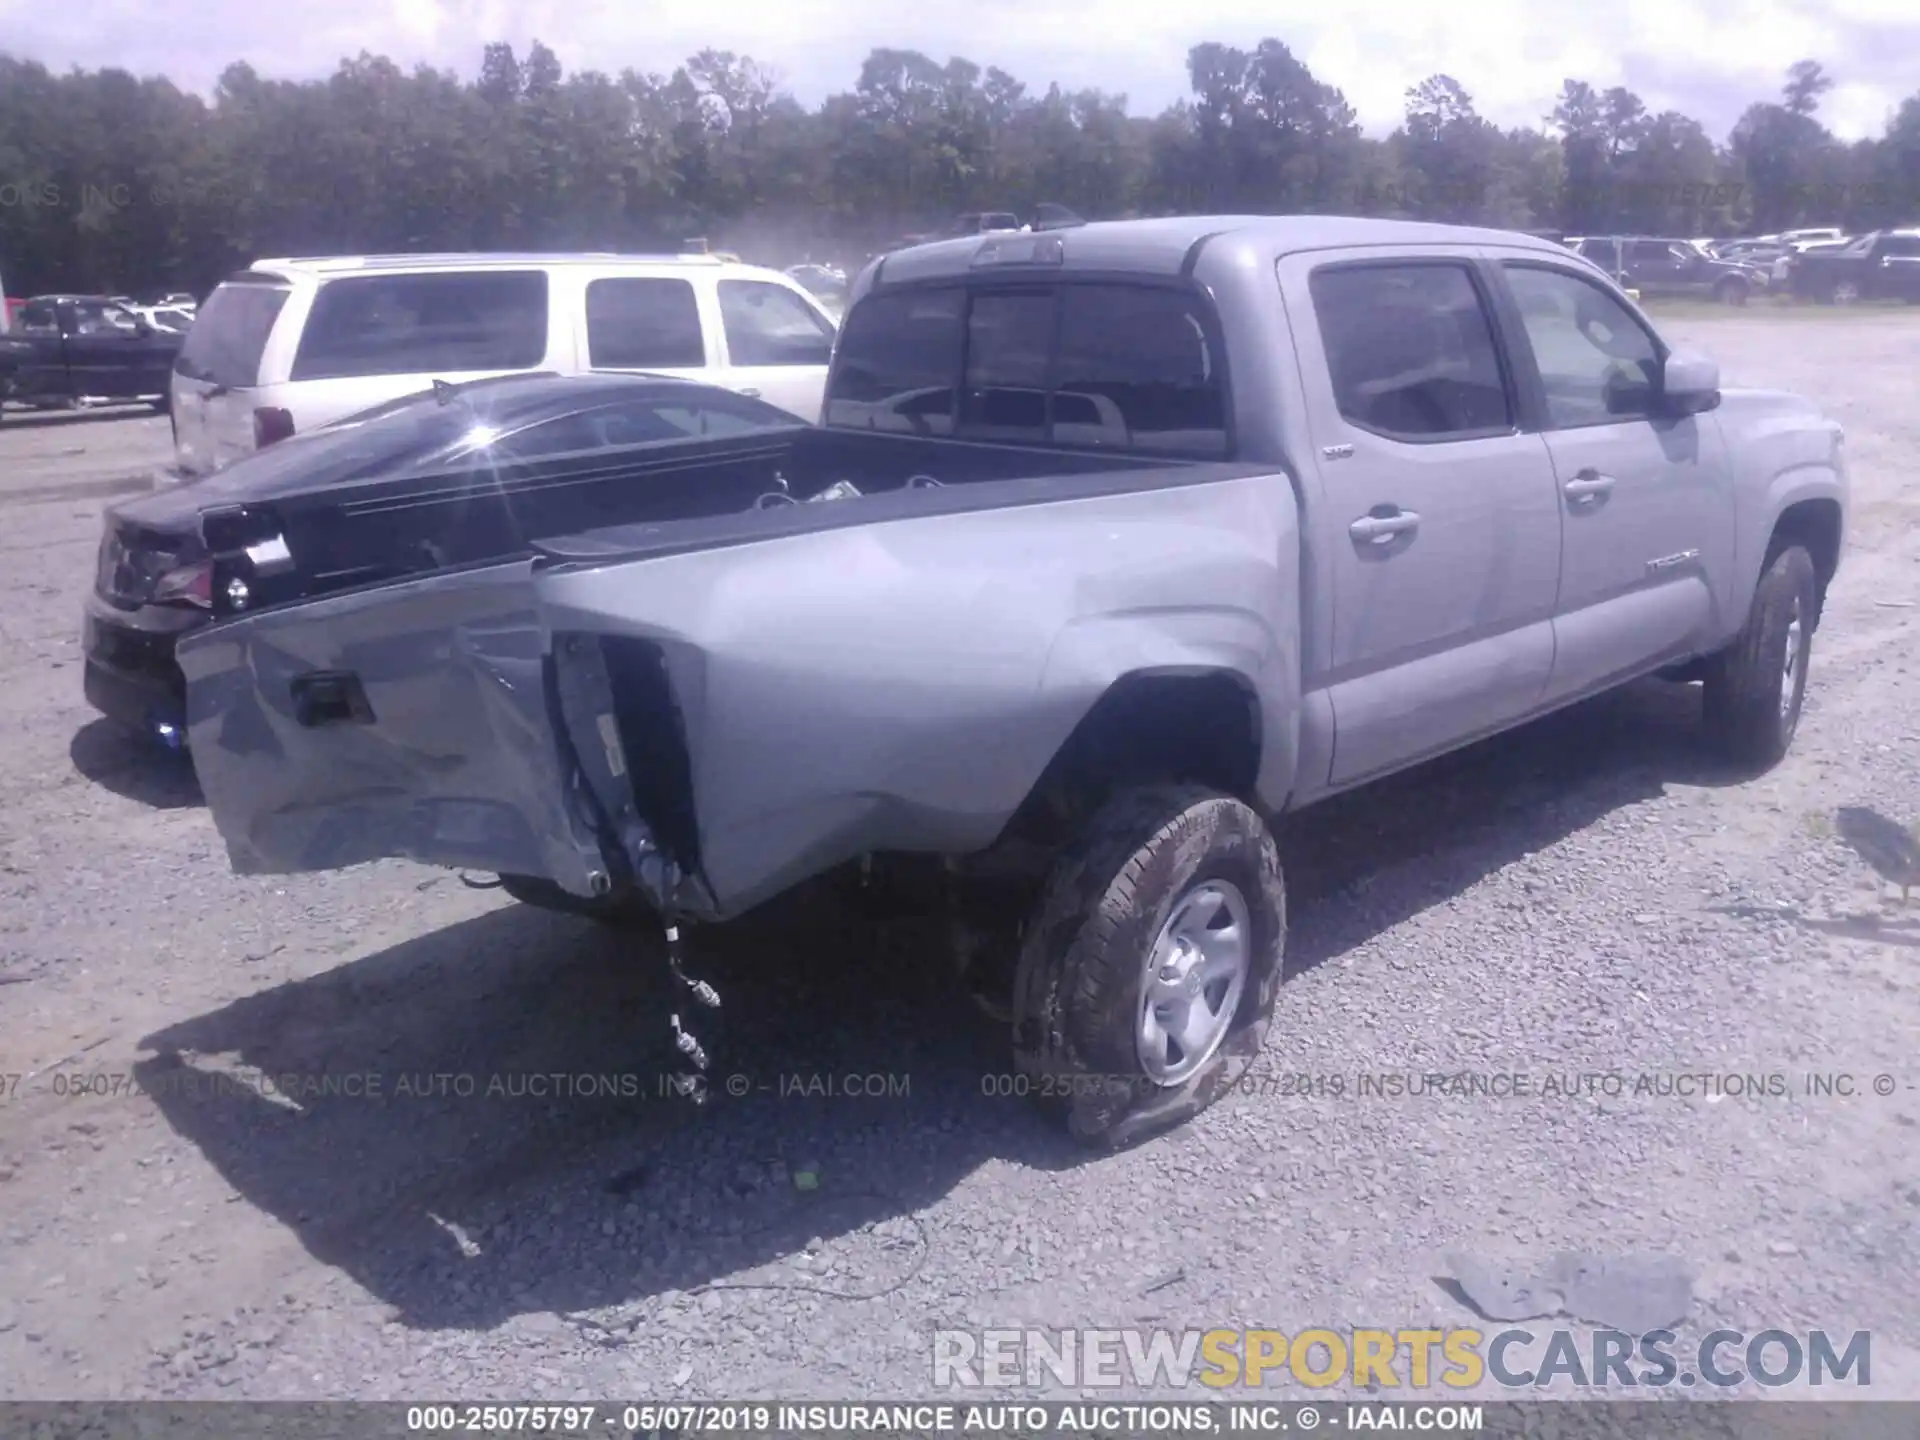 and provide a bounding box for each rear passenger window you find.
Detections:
[825,288,965,435]
[291,271,548,382]
[1309,264,1512,441]
[586,278,705,369]
[717,281,833,367]
[1052,285,1227,456]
